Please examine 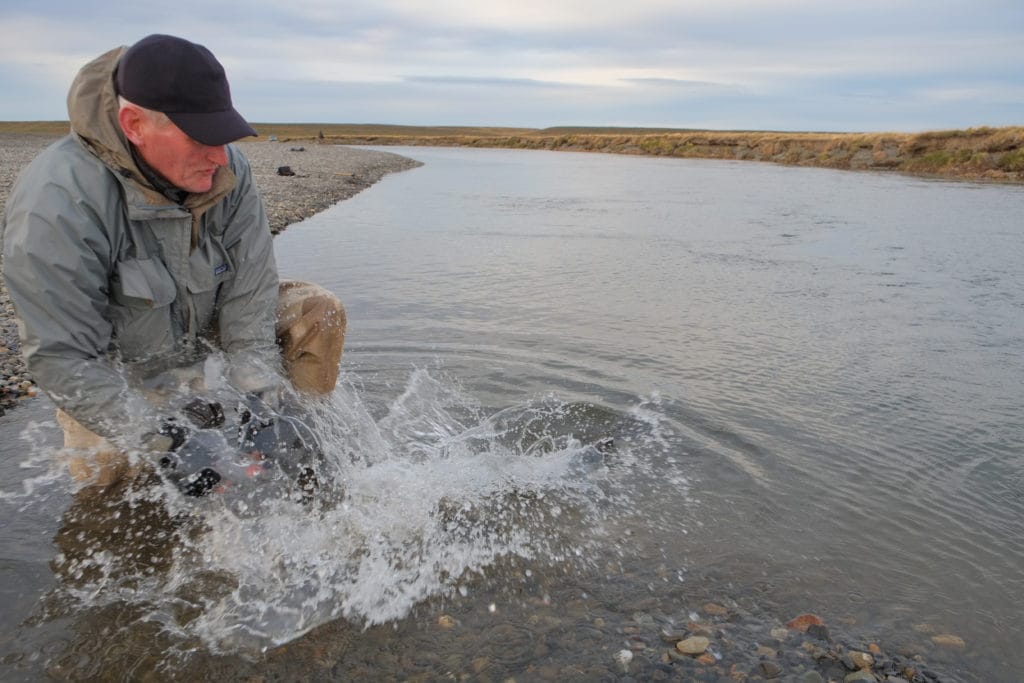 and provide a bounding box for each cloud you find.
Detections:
[403,75,576,89]
[1,0,1021,130]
